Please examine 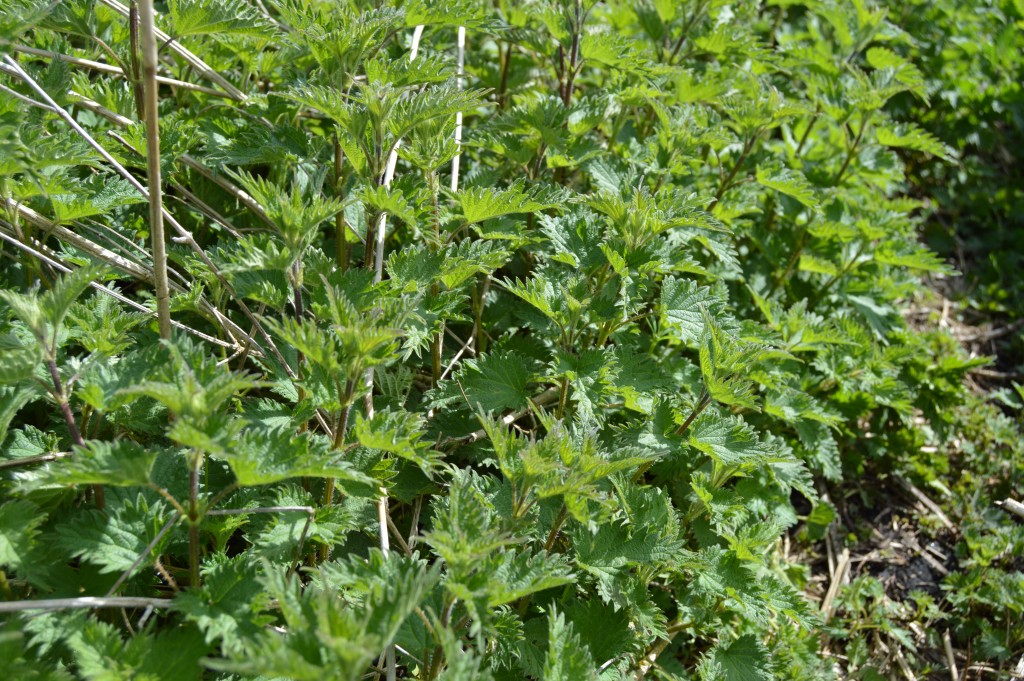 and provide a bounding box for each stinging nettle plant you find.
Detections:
[0,0,1007,679]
